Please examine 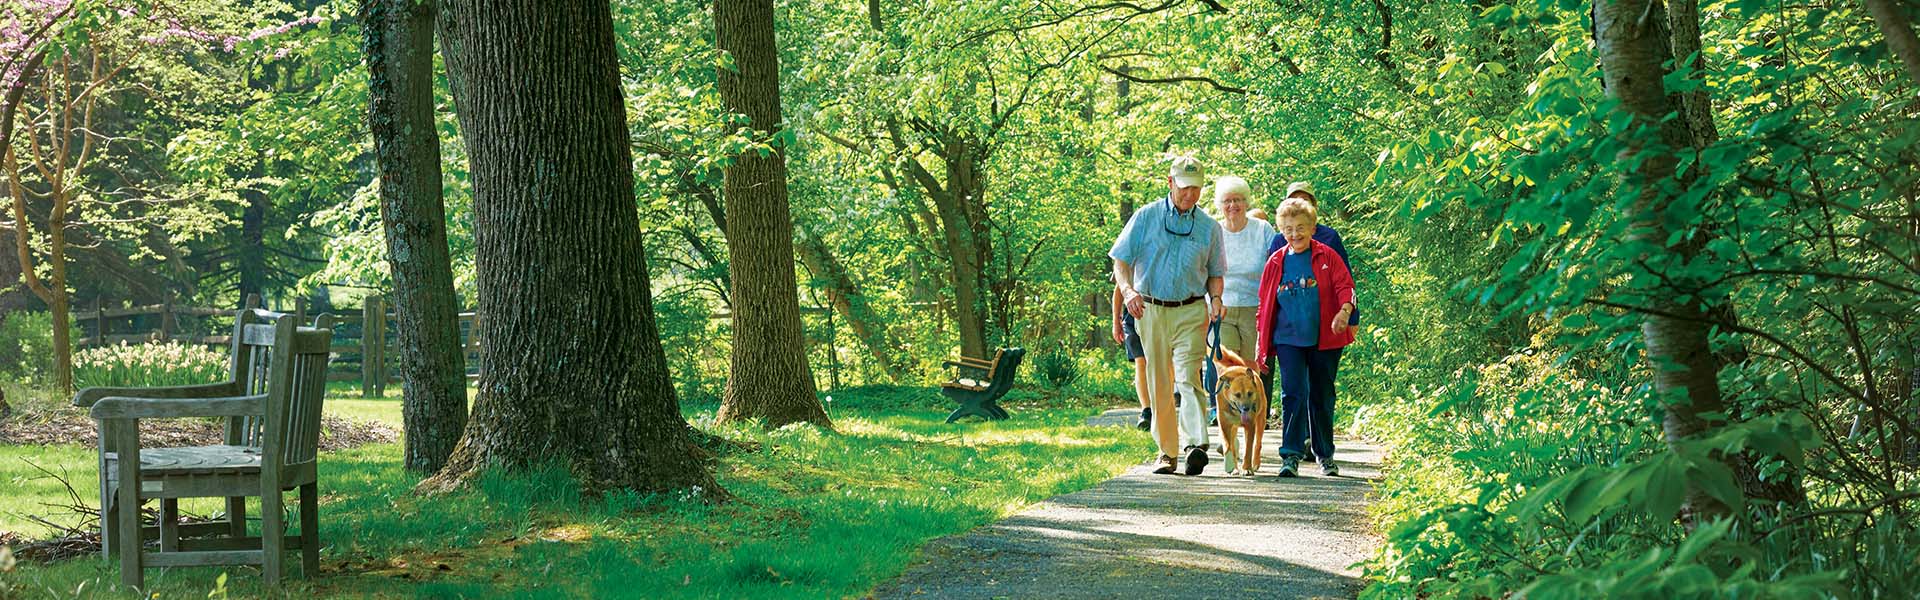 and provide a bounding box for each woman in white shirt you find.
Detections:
[1212,176,1275,362]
